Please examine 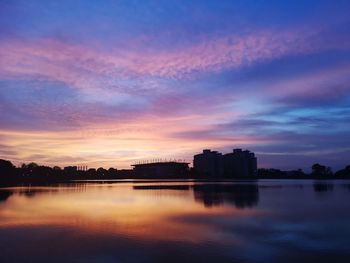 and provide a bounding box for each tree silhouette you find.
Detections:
[312,163,332,176]
[0,159,16,176]
[97,167,107,176]
[107,168,118,176]
[335,165,350,177]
